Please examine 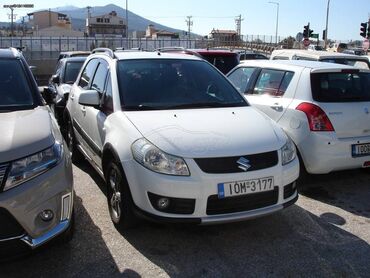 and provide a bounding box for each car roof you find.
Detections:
[271,49,368,60]
[60,56,88,63]
[0,48,21,59]
[238,59,366,71]
[190,49,237,56]
[112,51,204,61]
